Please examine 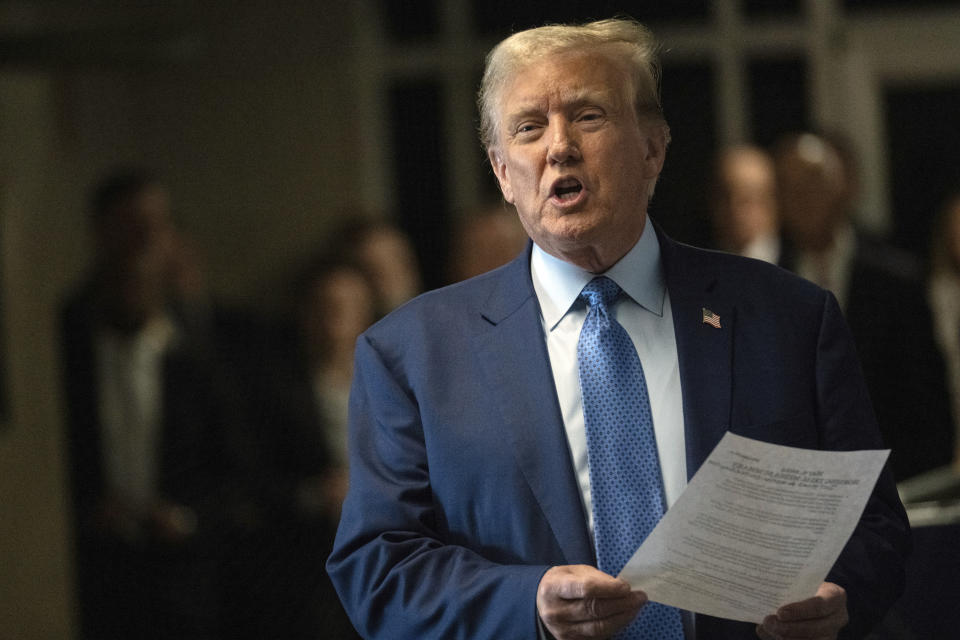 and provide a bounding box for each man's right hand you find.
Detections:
[537,565,646,639]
